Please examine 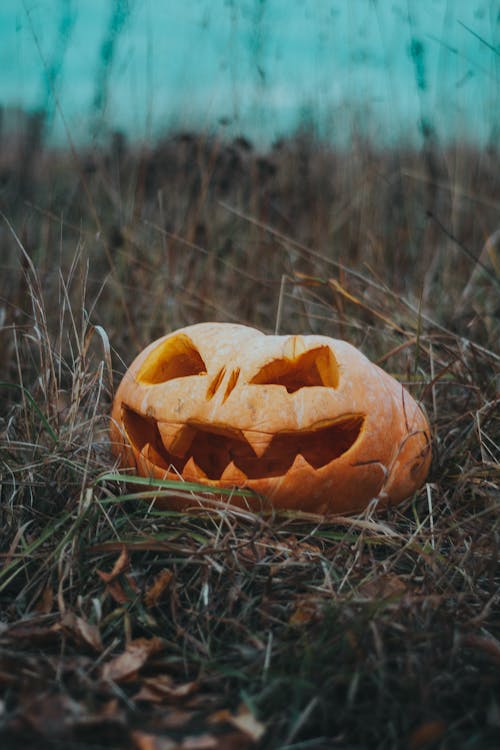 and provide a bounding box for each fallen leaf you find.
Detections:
[102,637,164,683]
[228,705,266,741]
[132,734,246,750]
[357,574,408,599]
[159,709,194,729]
[289,597,322,626]
[59,611,103,652]
[144,569,174,608]
[97,547,139,603]
[181,735,218,750]
[133,684,166,704]
[97,546,130,583]
[134,675,199,704]
[209,705,265,742]
[34,585,54,614]
[131,730,177,750]
[207,708,232,725]
[408,719,447,750]
[103,578,132,604]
